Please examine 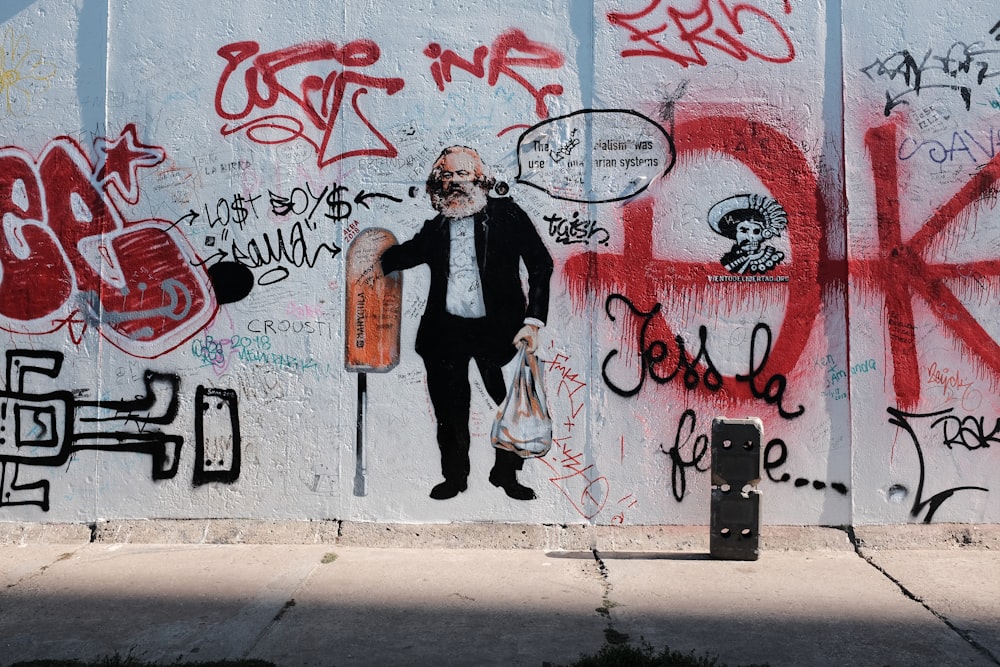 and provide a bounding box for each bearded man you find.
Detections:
[380,145,553,500]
